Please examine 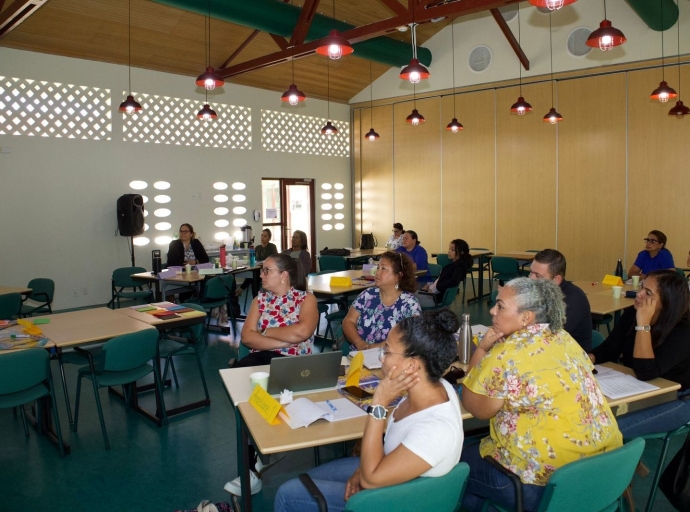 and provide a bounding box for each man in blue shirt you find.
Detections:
[628,230,675,278]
